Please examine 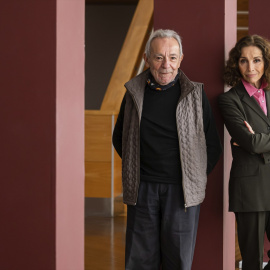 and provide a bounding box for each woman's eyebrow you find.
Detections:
[239,56,262,59]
